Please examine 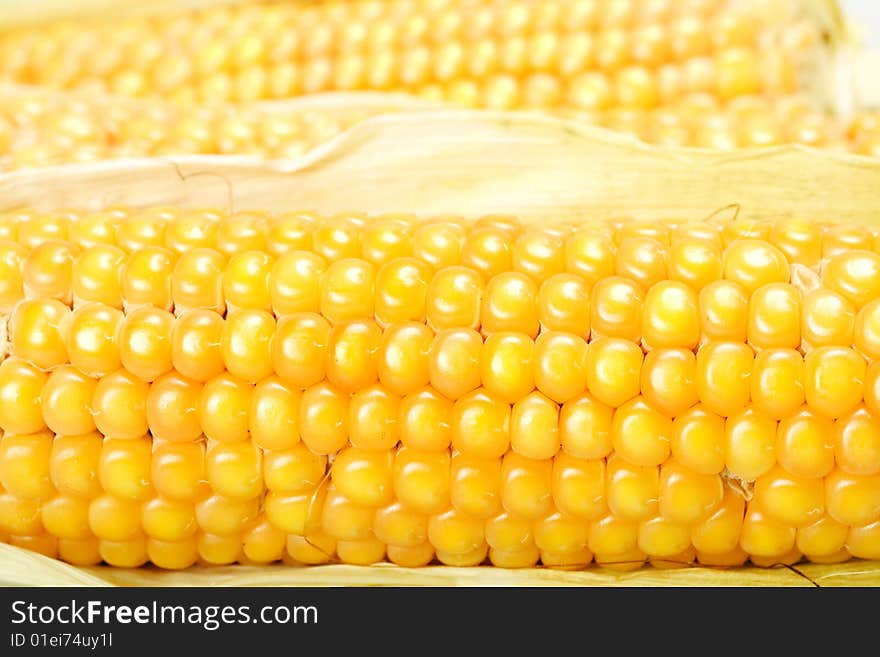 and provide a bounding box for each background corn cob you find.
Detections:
[0,0,836,112]
[1,207,880,570]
